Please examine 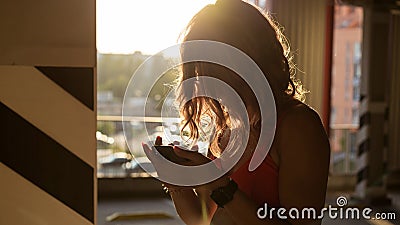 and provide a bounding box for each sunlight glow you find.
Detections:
[97,0,216,55]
